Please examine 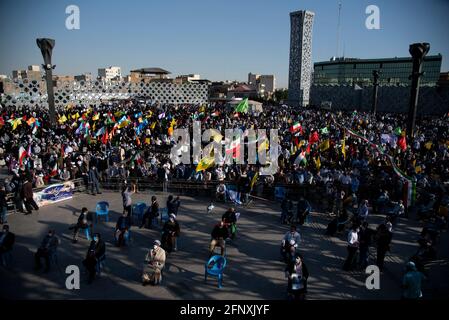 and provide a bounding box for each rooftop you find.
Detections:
[130,67,171,75]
